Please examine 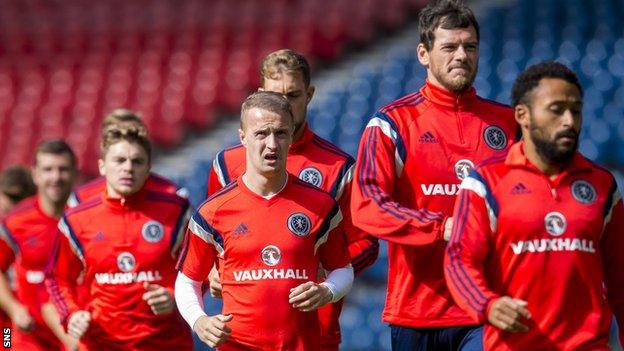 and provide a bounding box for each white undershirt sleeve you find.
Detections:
[175,272,208,329]
[320,264,354,303]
